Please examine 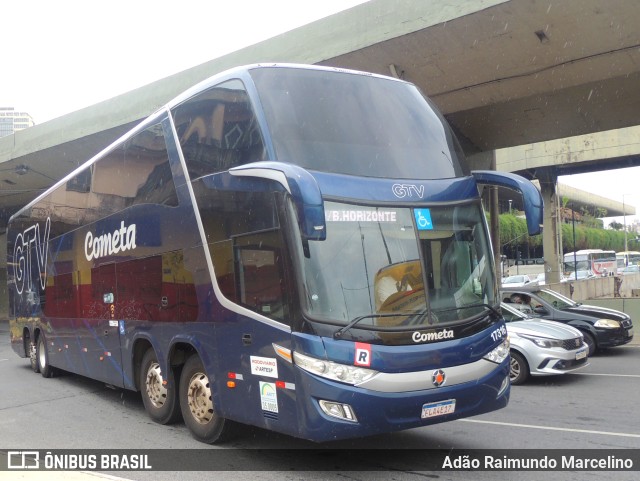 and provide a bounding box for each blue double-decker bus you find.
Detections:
[7,64,543,443]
